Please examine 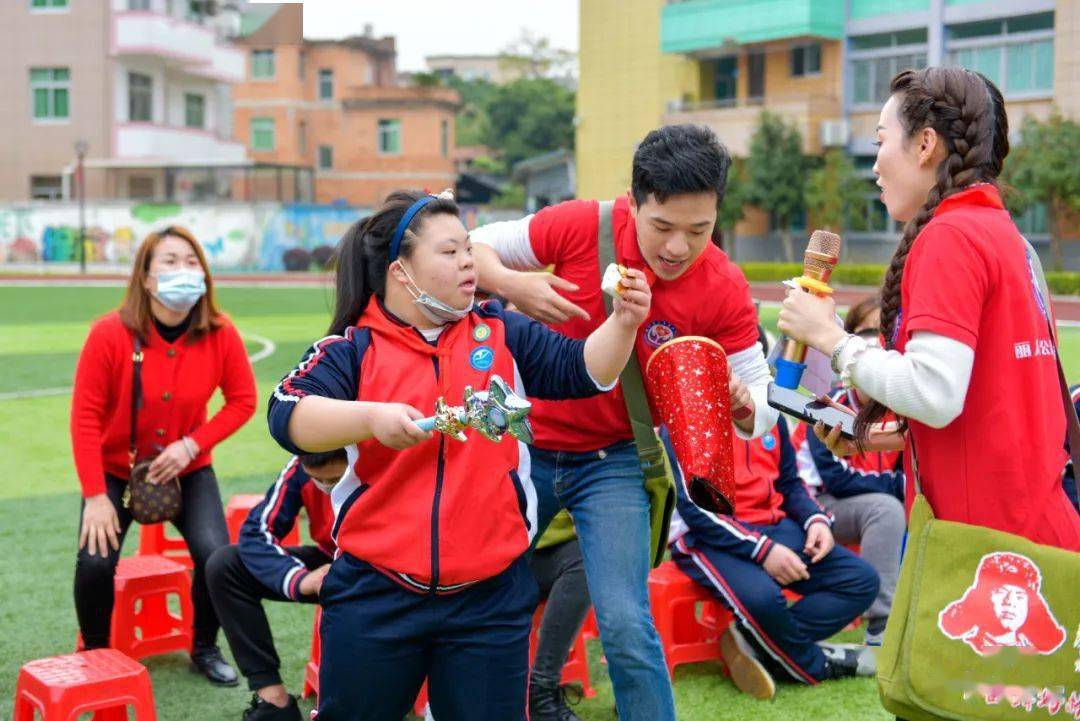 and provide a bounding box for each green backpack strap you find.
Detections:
[596,201,674,567]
